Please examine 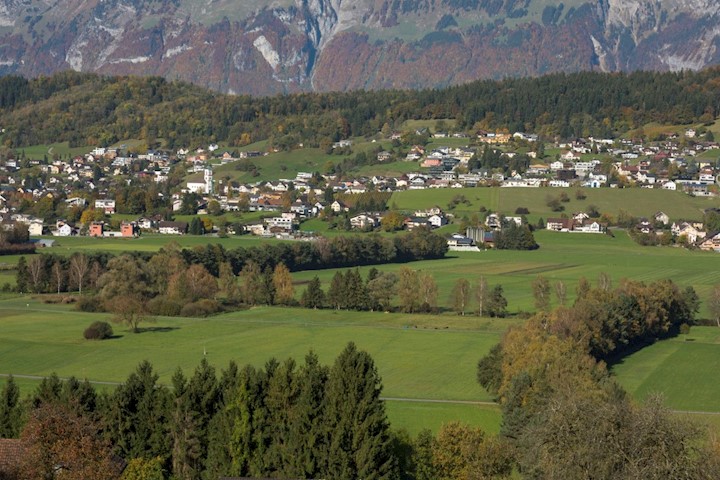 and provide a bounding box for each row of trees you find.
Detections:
[15,228,448,296]
[0,345,514,480]
[528,275,698,360]
[476,276,719,479]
